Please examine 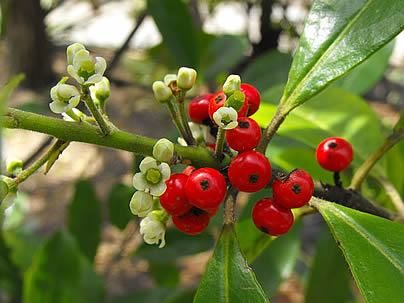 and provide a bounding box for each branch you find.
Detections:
[3,108,220,168]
